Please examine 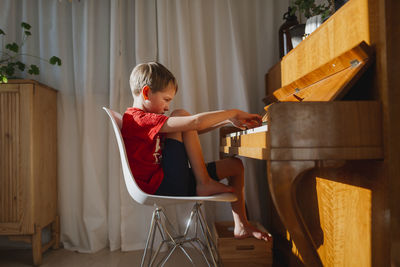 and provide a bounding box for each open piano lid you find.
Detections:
[263,41,373,118]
